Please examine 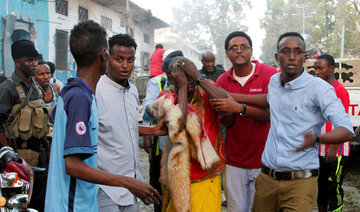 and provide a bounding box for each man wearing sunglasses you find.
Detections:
[216,31,277,212]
